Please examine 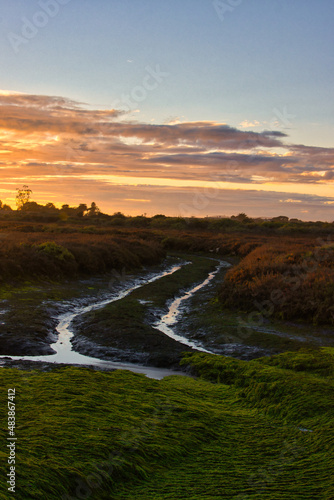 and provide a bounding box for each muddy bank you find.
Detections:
[0,258,181,358]
[0,303,58,356]
[71,323,194,369]
[158,259,270,360]
[174,263,334,358]
[69,256,272,367]
[0,258,195,372]
[70,256,223,368]
[0,357,192,379]
[71,293,196,369]
[170,265,271,360]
